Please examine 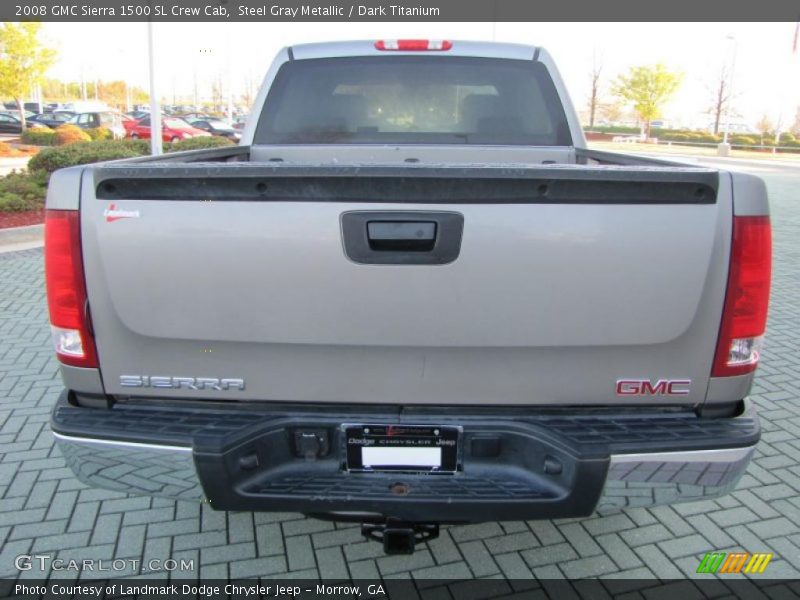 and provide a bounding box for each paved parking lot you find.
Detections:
[1,165,799,584]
